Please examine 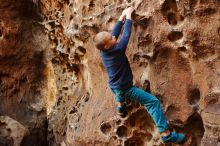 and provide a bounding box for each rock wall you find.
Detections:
[0,0,220,146]
[0,0,55,145]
